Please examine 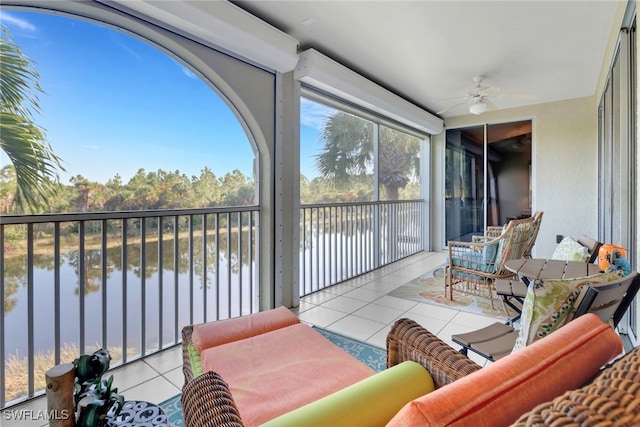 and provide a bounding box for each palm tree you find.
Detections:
[315,111,419,200]
[0,26,64,212]
[315,112,374,187]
